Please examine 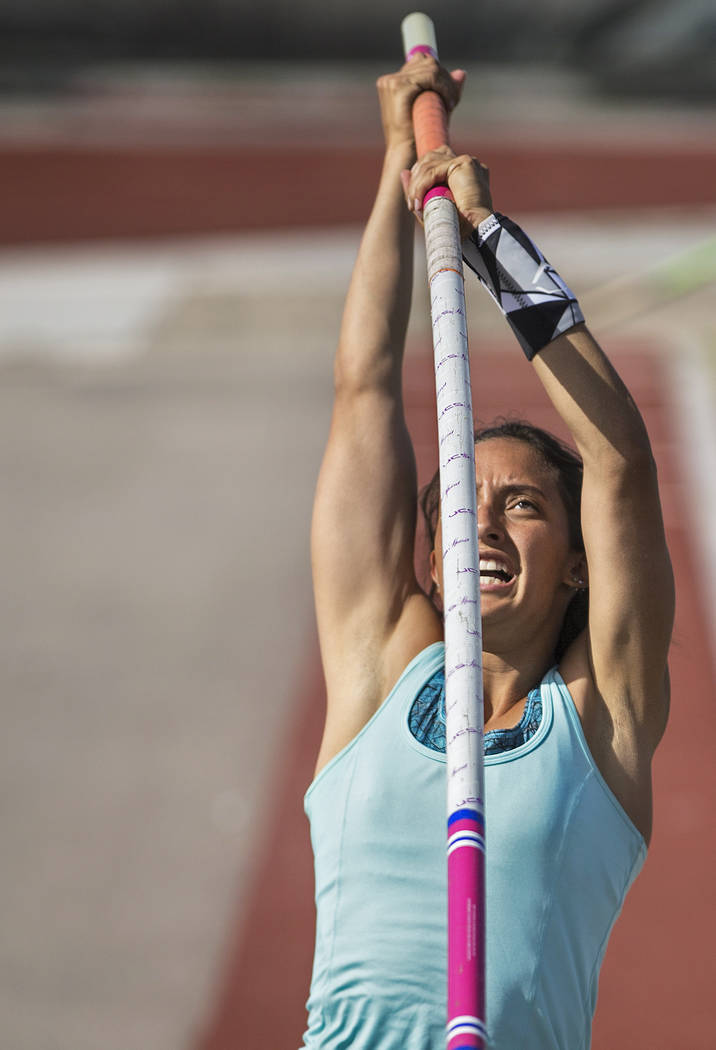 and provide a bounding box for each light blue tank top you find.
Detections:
[302,642,646,1050]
